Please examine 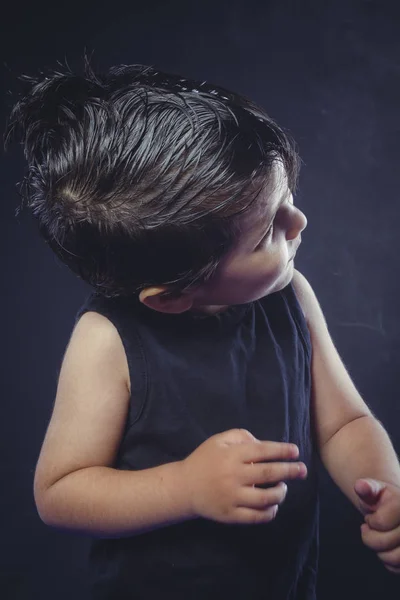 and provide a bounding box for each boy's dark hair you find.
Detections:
[4,55,301,299]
